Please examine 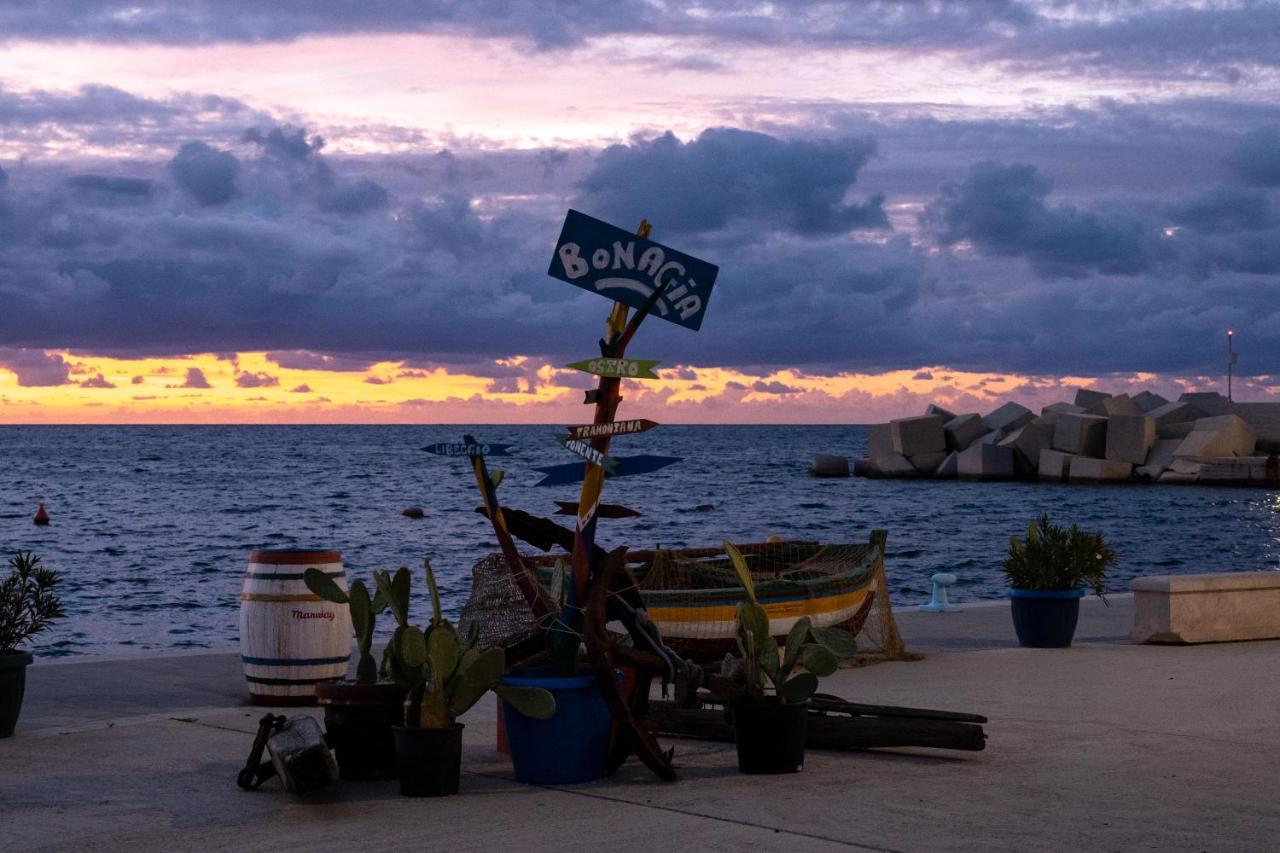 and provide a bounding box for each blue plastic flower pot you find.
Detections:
[1009,588,1086,648]
[499,667,611,785]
